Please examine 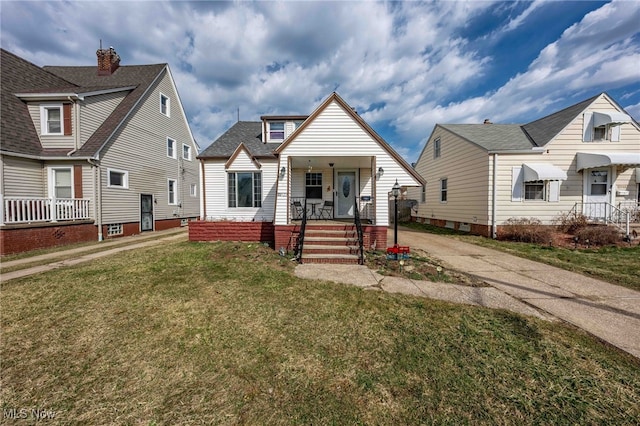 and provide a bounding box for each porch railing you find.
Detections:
[1,196,92,225]
[295,199,308,262]
[571,202,630,237]
[354,197,364,265]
